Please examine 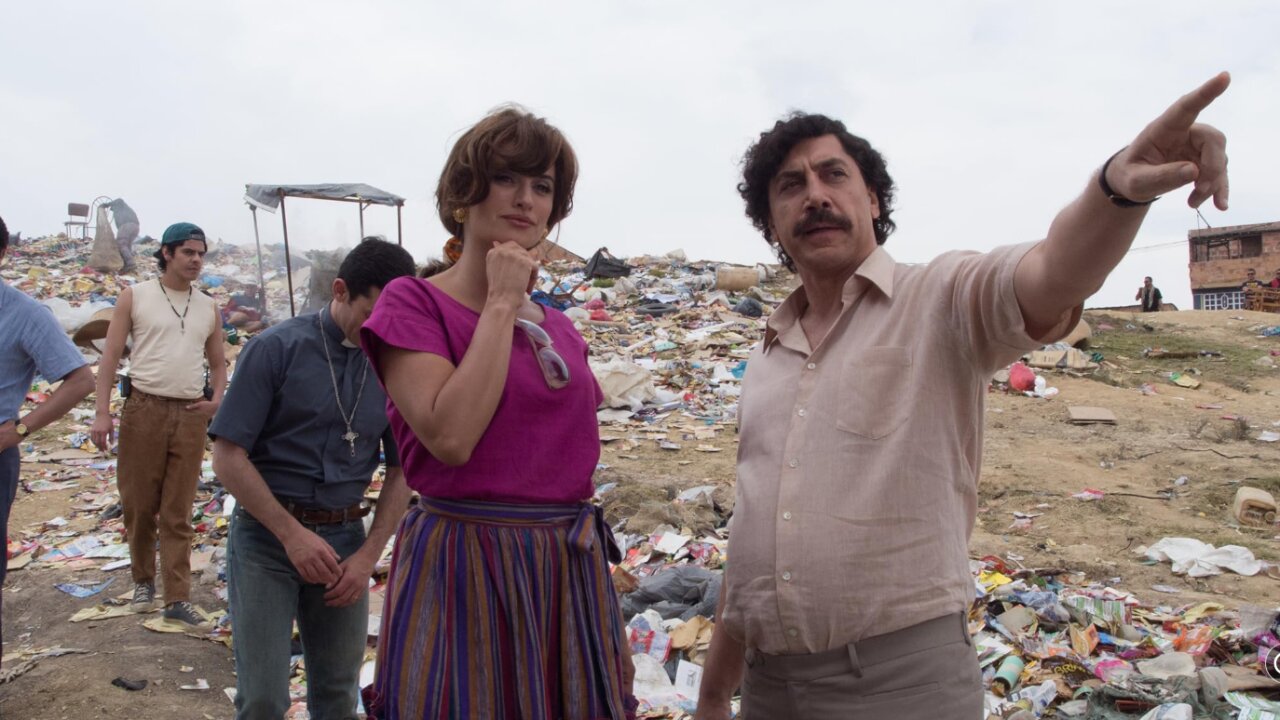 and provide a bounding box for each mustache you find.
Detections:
[793,208,853,237]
